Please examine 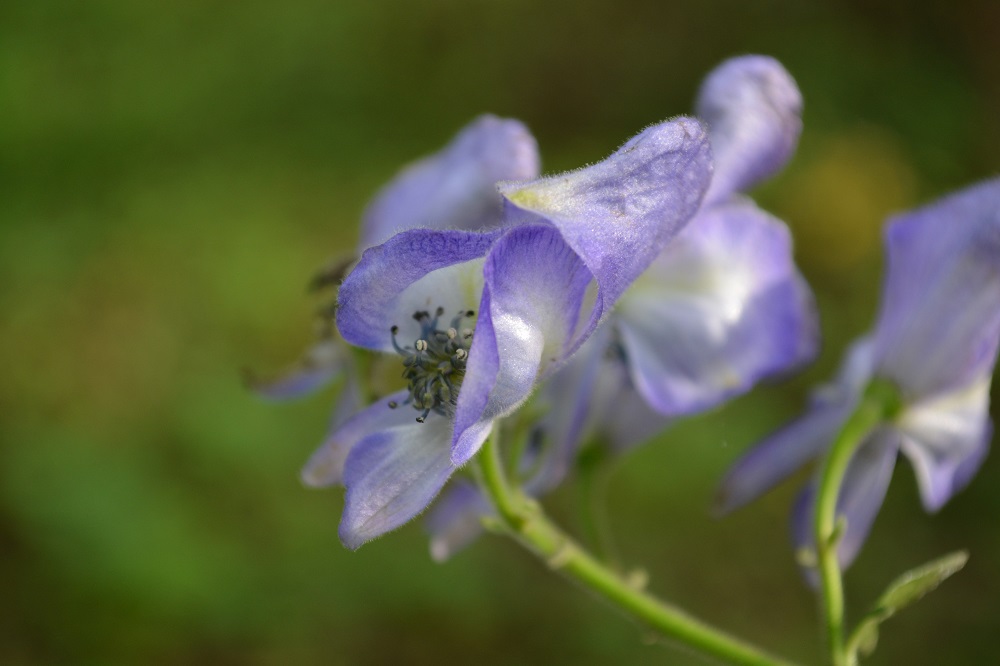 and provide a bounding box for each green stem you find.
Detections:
[812,381,899,666]
[478,430,798,666]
